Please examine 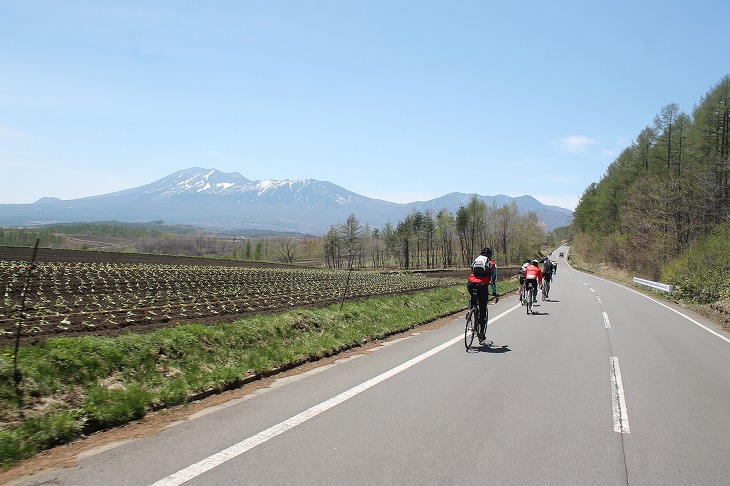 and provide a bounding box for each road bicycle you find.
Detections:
[525,280,536,314]
[464,289,493,350]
